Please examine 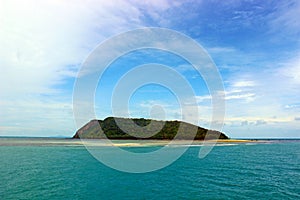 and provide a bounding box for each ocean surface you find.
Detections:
[0,138,299,199]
